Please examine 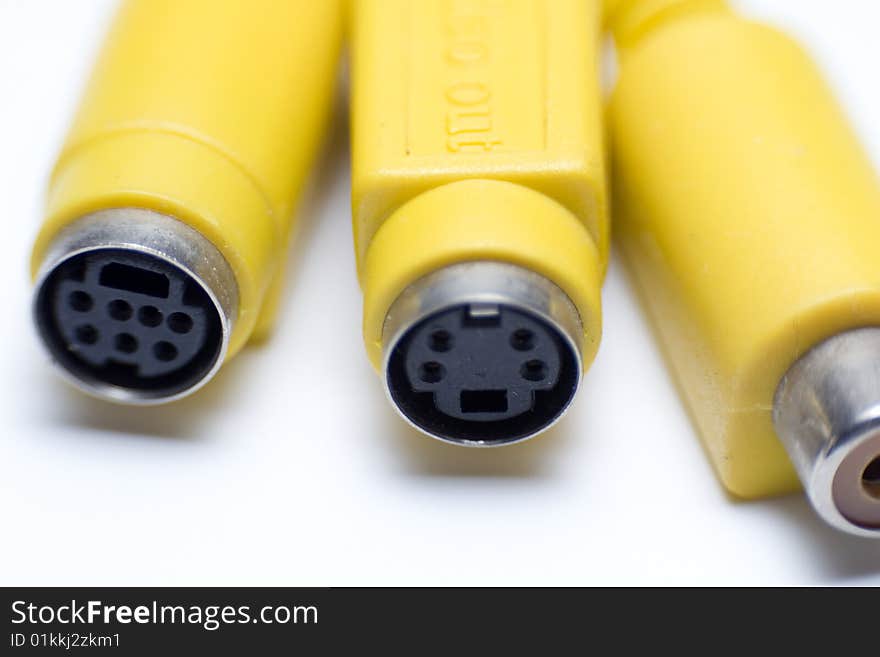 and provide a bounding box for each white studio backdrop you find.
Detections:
[1,0,879,585]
